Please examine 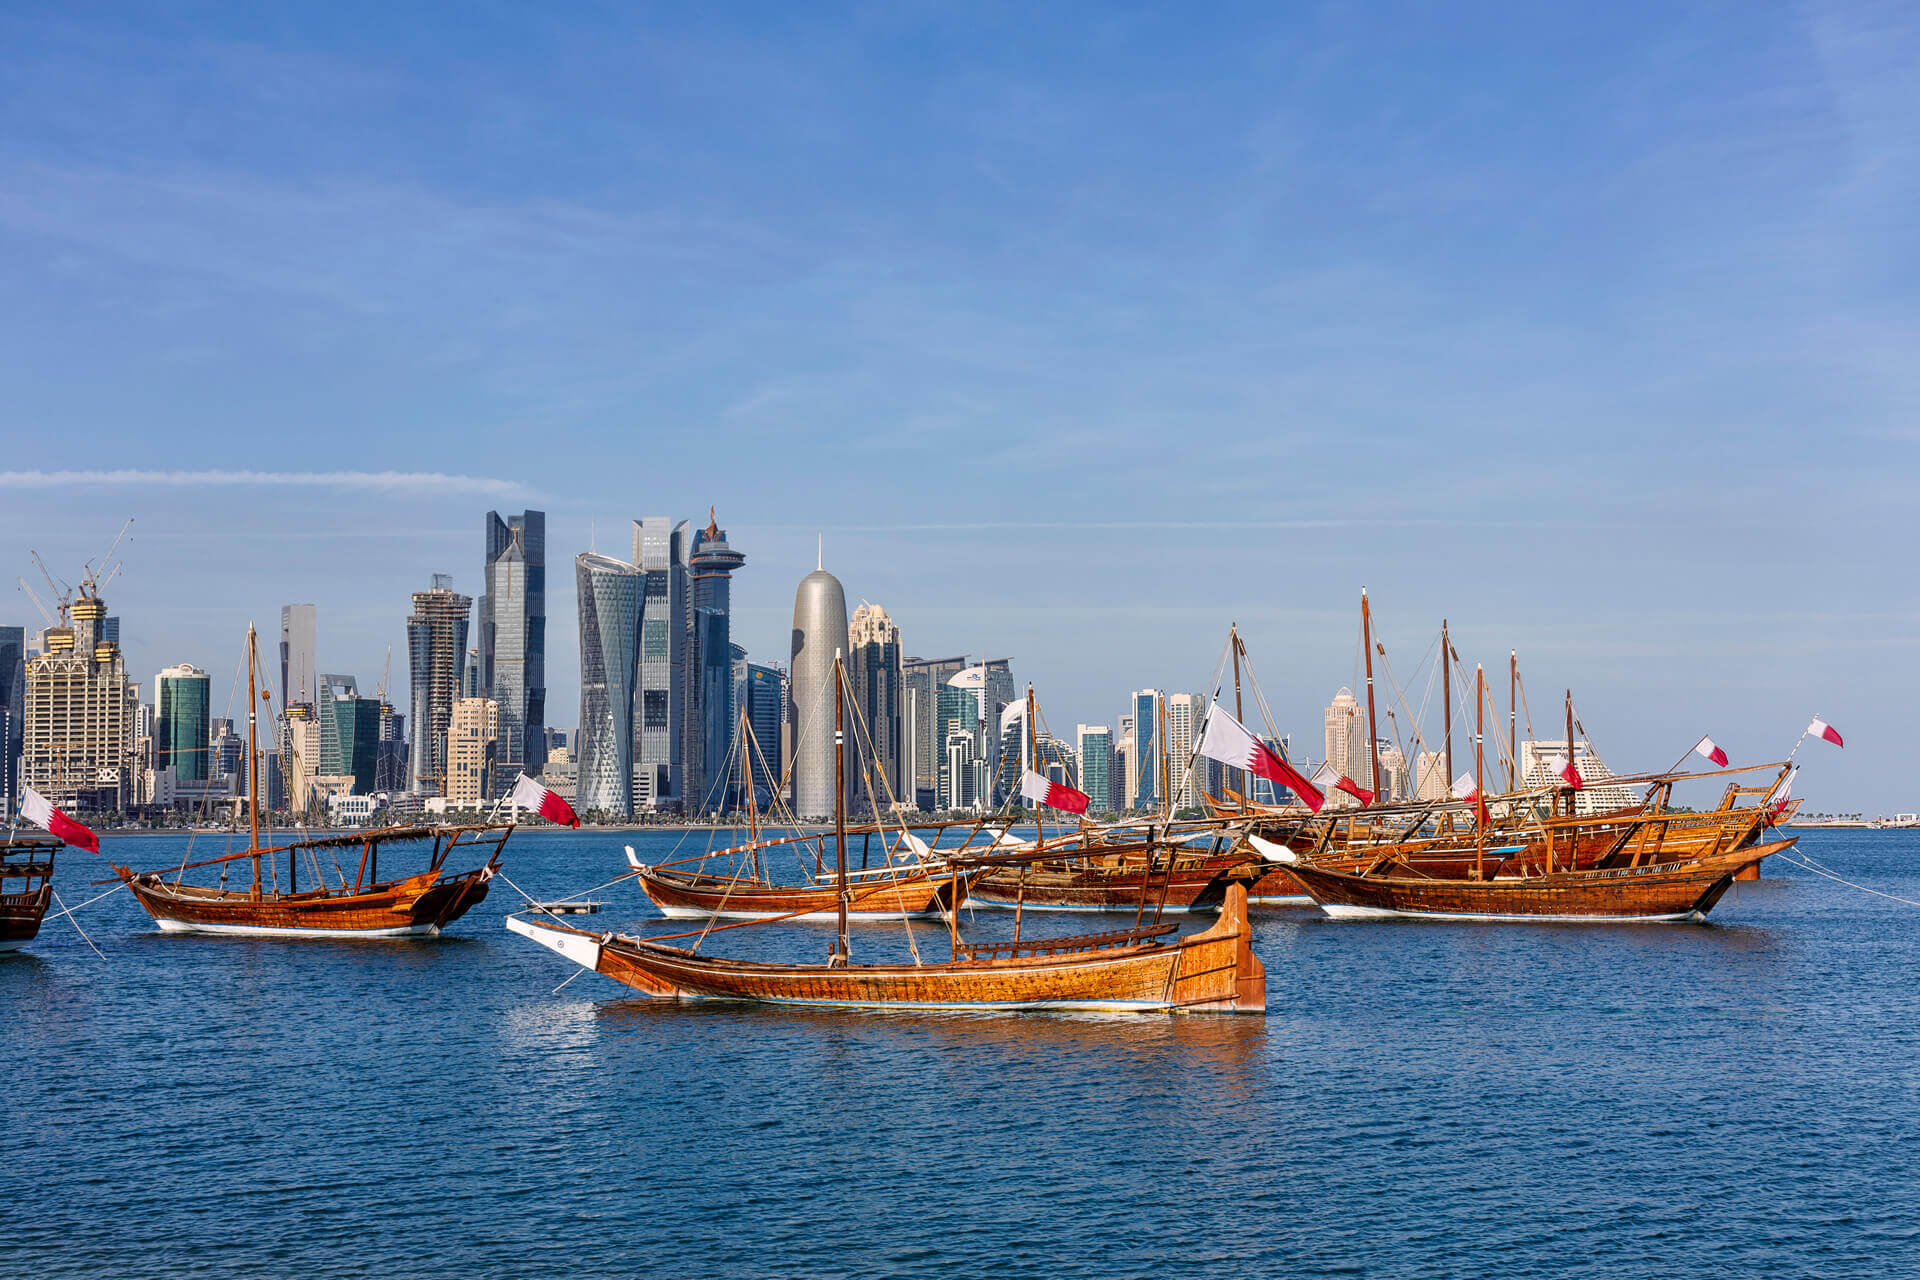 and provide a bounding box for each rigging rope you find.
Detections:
[1774,850,1920,910]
